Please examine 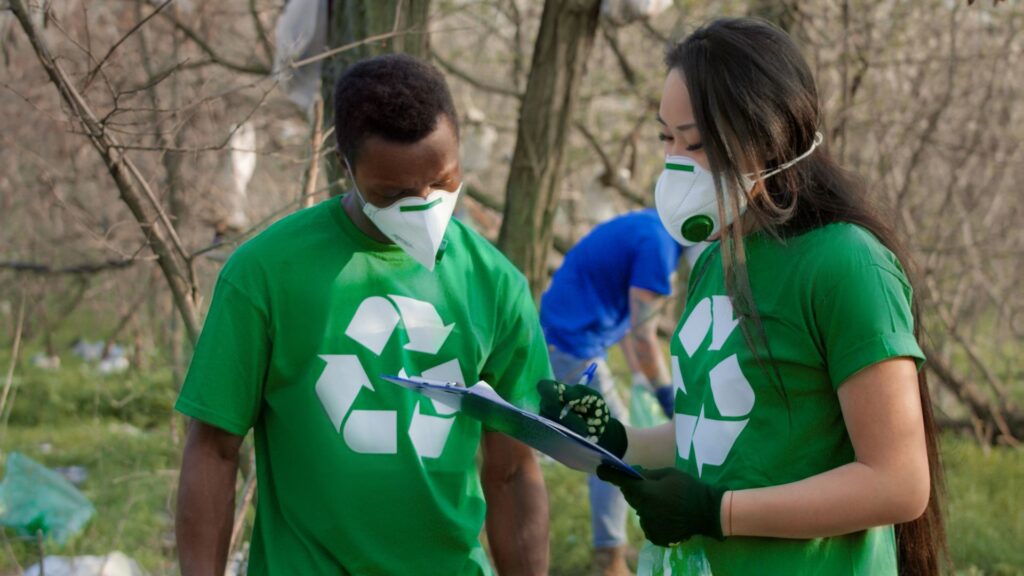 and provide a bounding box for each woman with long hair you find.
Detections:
[539,17,946,575]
